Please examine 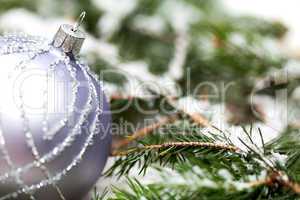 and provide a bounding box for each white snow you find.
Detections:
[222,0,300,57]
[92,0,137,38]
[132,15,166,36]
[159,0,201,32]
[292,87,300,102]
